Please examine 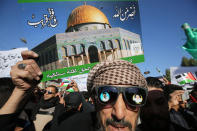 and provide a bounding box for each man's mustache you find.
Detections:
[106,118,132,130]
